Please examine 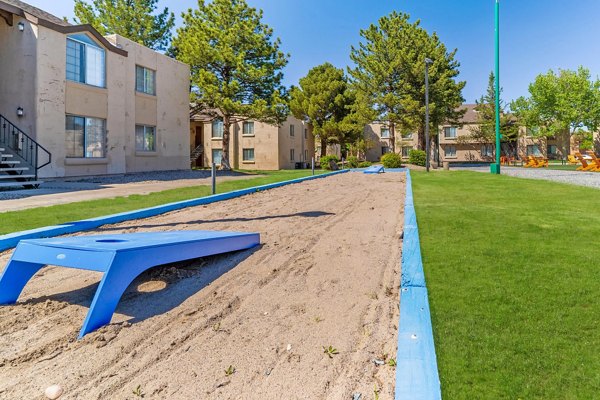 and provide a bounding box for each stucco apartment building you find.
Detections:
[362,104,585,164]
[190,115,315,170]
[0,0,189,184]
